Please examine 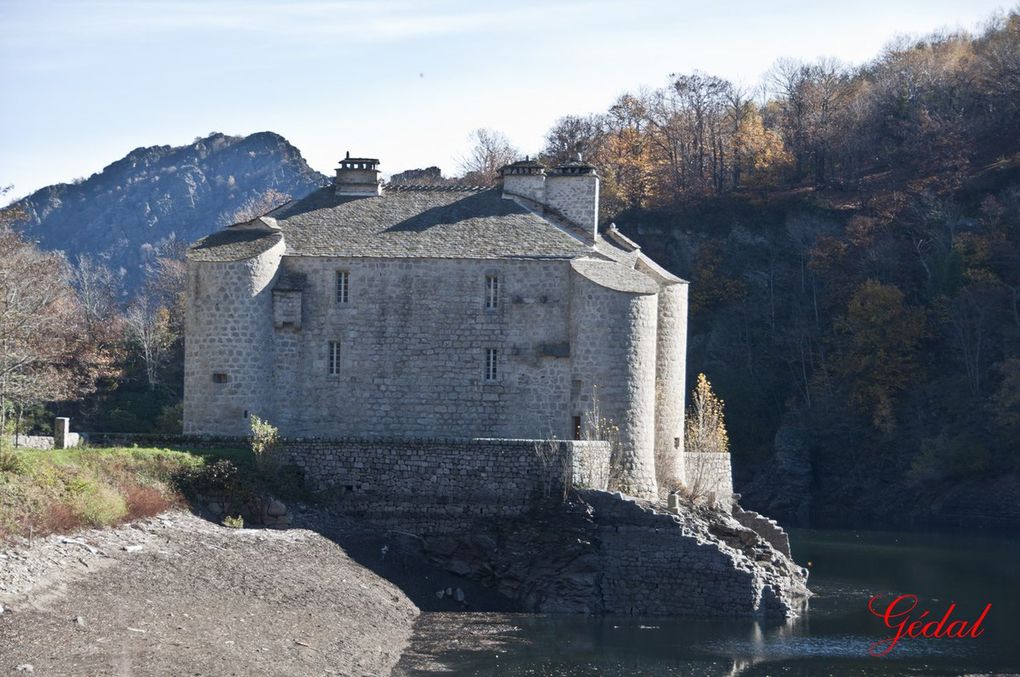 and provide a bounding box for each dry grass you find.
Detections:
[0,446,232,542]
